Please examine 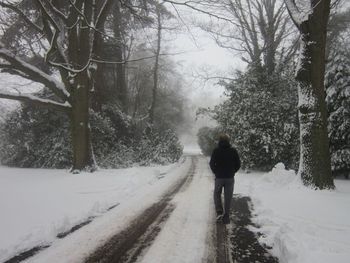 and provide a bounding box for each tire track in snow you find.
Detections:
[3,202,120,263]
[84,156,197,263]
